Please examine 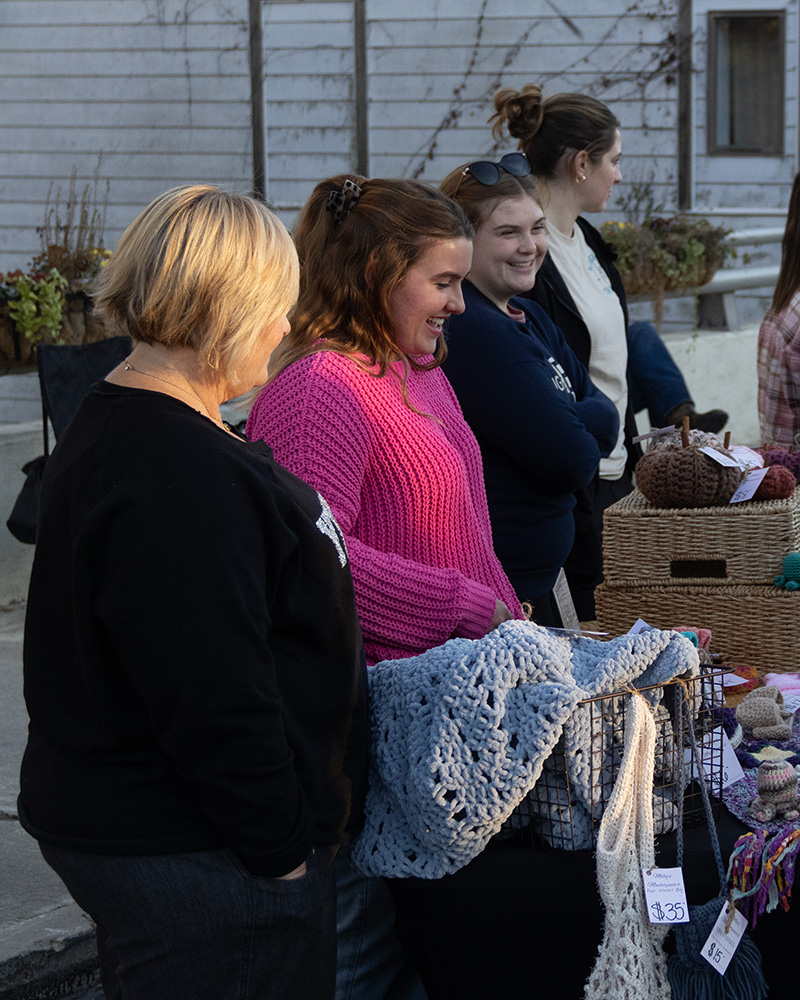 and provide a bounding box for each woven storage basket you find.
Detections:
[595,582,800,676]
[602,487,800,587]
